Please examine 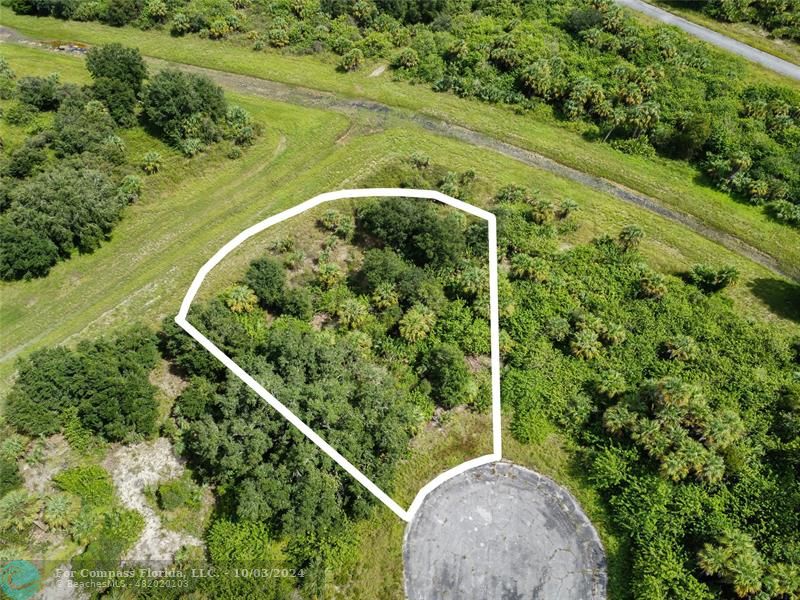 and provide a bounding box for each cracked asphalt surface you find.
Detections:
[404,462,606,600]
